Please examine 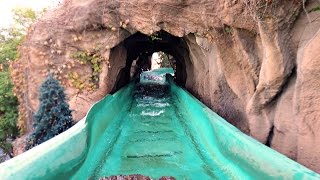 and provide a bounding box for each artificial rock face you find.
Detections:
[12,0,320,172]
